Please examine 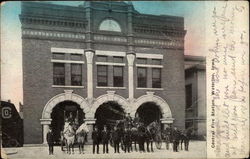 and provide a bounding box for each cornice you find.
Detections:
[19,15,87,29]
